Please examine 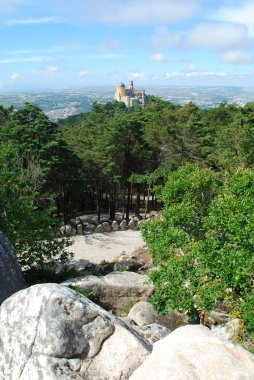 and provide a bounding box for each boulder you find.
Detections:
[0,232,27,305]
[0,284,152,380]
[133,323,171,344]
[63,271,154,314]
[95,224,104,233]
[130,325,254,380]
[119,220,127,231]
[128,301,187,330]
[121,317,171,344]
[111,221,119,232]
[102,222,111,232]
[205,310,230,327]
[211,318,242,341]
